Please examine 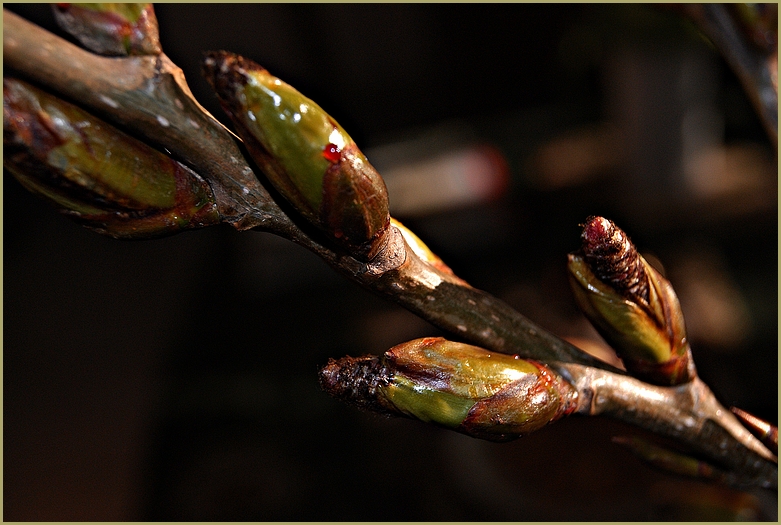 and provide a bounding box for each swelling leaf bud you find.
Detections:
[52,3,161,56]
[202,51,390,261]
[3,78,219,239]
[319,337,579,442]
[568,217,695,385]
